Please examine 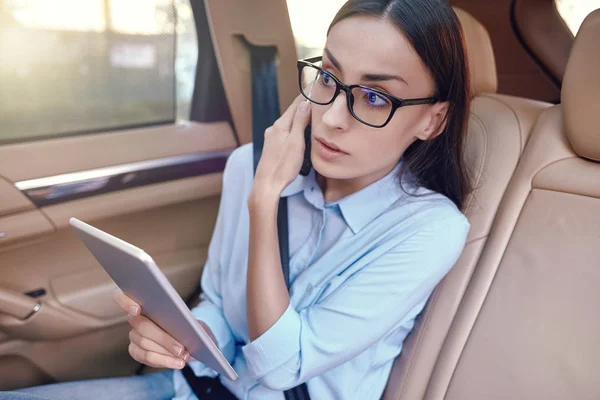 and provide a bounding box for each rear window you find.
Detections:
[286,0,346,59]
[555,0,600,35]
